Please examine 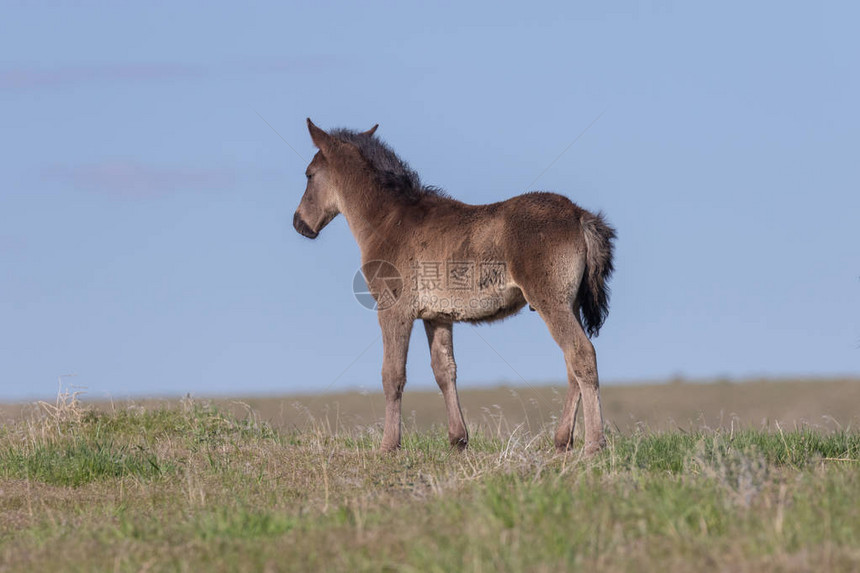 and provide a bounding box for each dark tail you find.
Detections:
[578,211,616,338]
